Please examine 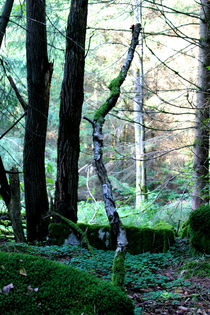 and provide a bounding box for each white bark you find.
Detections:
[133,0,147,209]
